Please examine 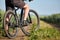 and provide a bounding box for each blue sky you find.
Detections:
[0,0,60,16]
